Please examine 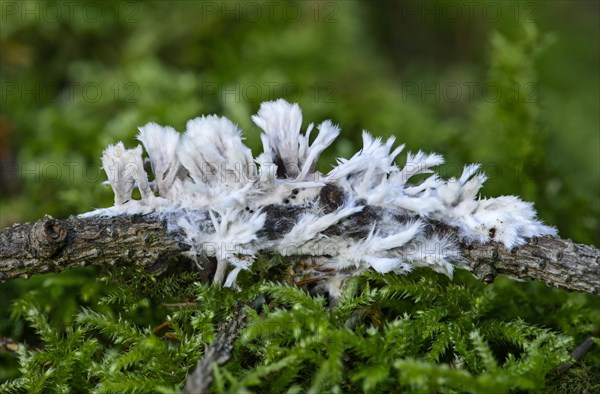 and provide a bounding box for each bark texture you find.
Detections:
[1,208,599,295]
[0,214,186,279]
